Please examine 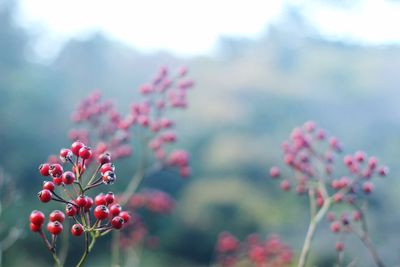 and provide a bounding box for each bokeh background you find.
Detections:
[1,0,400,266]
